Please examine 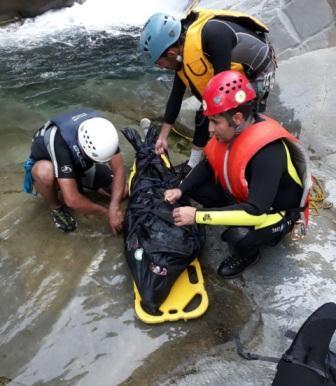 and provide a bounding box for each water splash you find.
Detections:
[0,0,189,47]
